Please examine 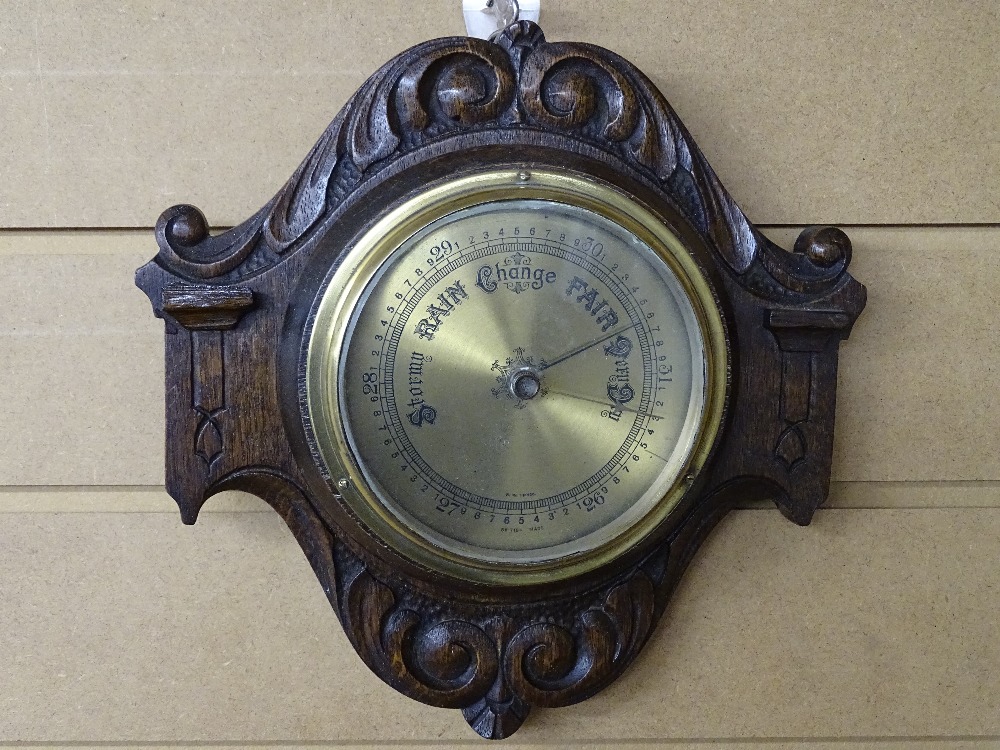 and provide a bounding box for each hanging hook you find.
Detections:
[487,0,520,30]
[463,0,539,40]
